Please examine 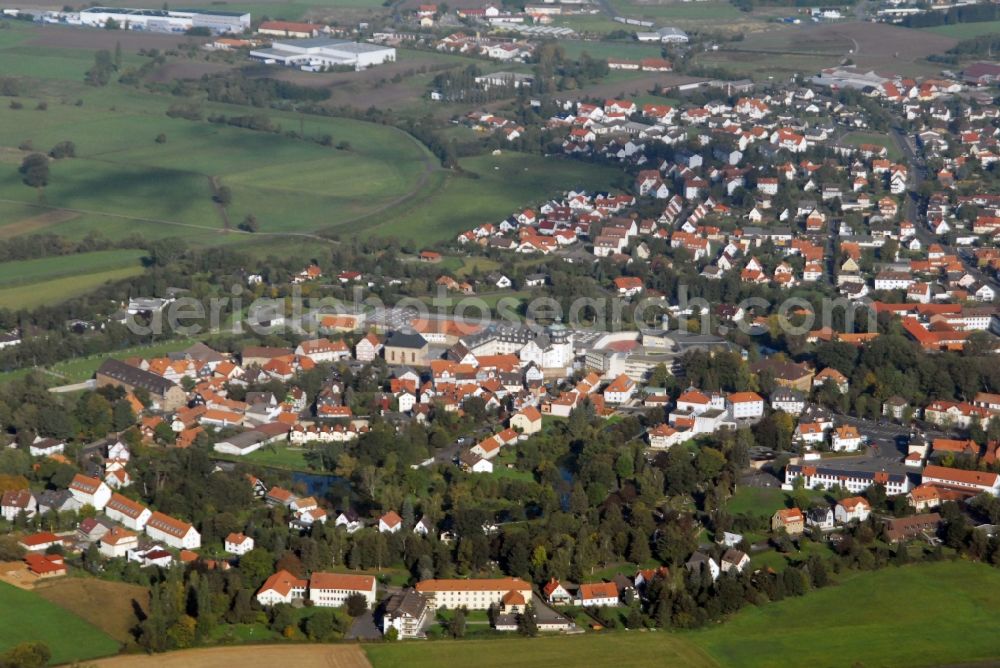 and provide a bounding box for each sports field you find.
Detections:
[0,581,120,664]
